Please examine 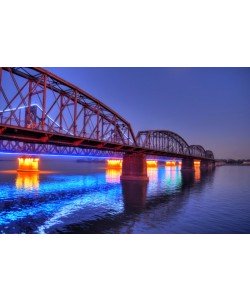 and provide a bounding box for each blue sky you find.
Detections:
[46,68,250,159]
